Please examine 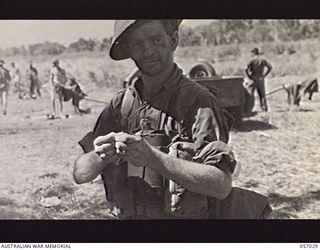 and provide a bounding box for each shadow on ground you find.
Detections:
[240,119,278,132]
[243,111,258,118]
[269,190,320,219]
[272,108,316,113]
[297,108,315,112]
